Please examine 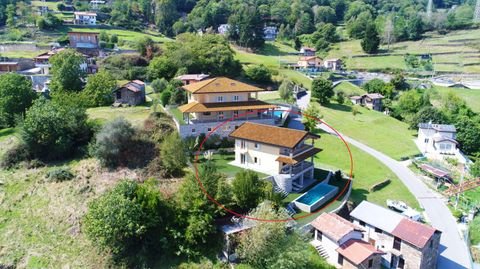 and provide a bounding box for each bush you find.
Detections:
[160,91,172,106]
[151,78,168,93]
[160,132,187,177]
[369,179,391,192]
[0,143,30,168]
[245,64,272,84]
[46,167,74,182]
